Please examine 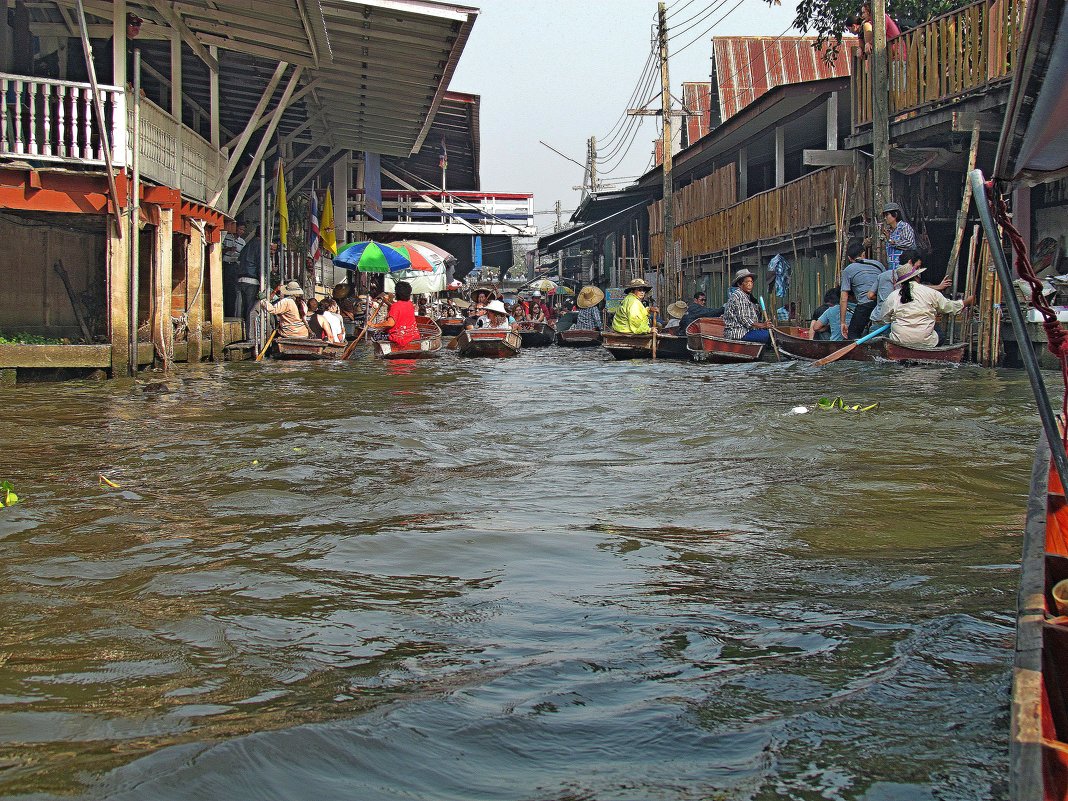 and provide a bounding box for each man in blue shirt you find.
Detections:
[839,240,887,339]
[812,291,857,341]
